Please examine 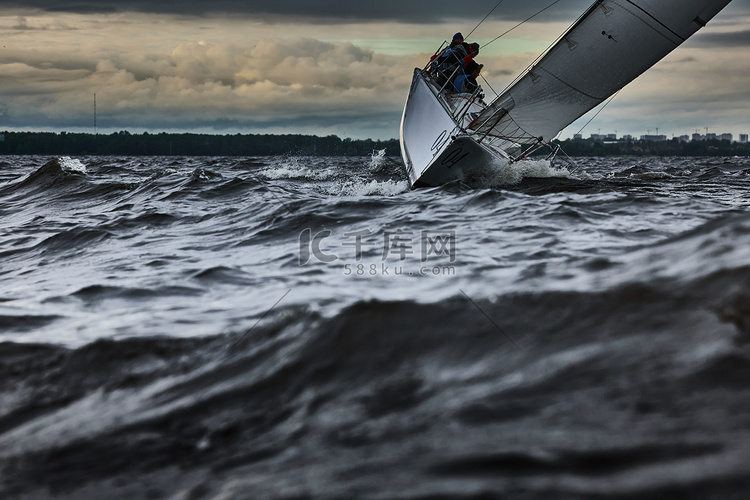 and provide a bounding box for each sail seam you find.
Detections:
[538,67,607,101]
[618,0,687,43]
